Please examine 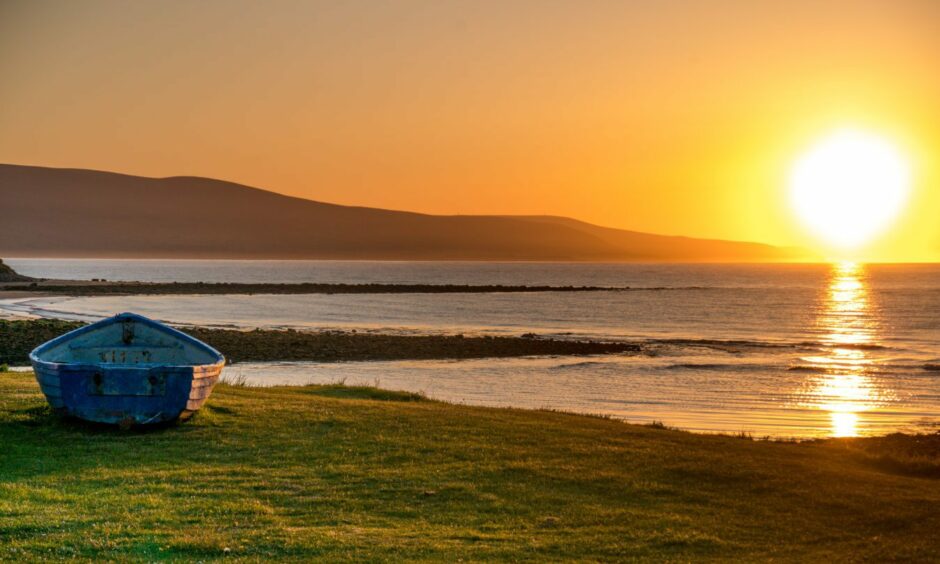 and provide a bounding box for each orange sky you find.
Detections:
[1,0,939,260]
